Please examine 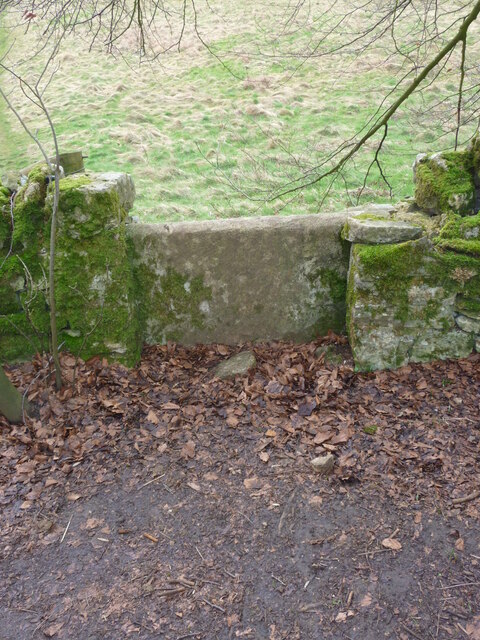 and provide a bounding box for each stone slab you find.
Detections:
[128,212,352,345]
[344,216,423,244]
